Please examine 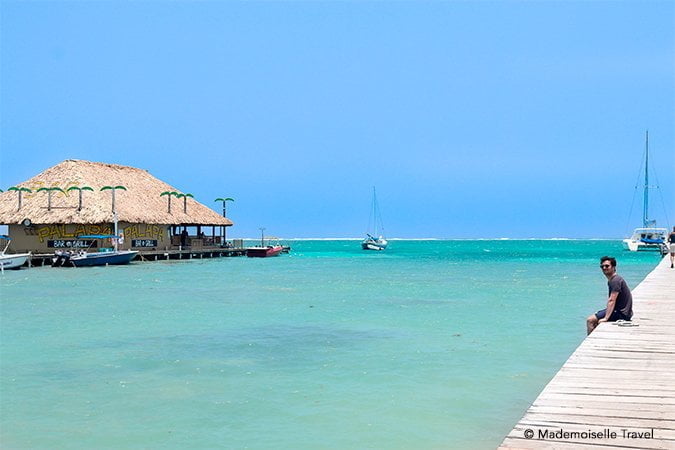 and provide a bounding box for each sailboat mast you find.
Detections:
[373,186,377,235]
[373,186,384,237]
[643,130,649,227]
